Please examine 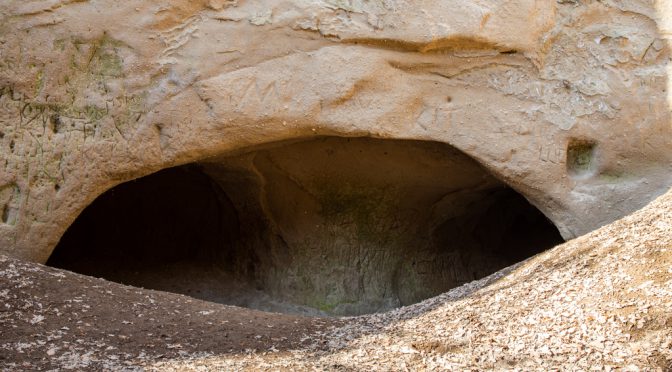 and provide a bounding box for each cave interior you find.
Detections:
[47,137,564,316]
